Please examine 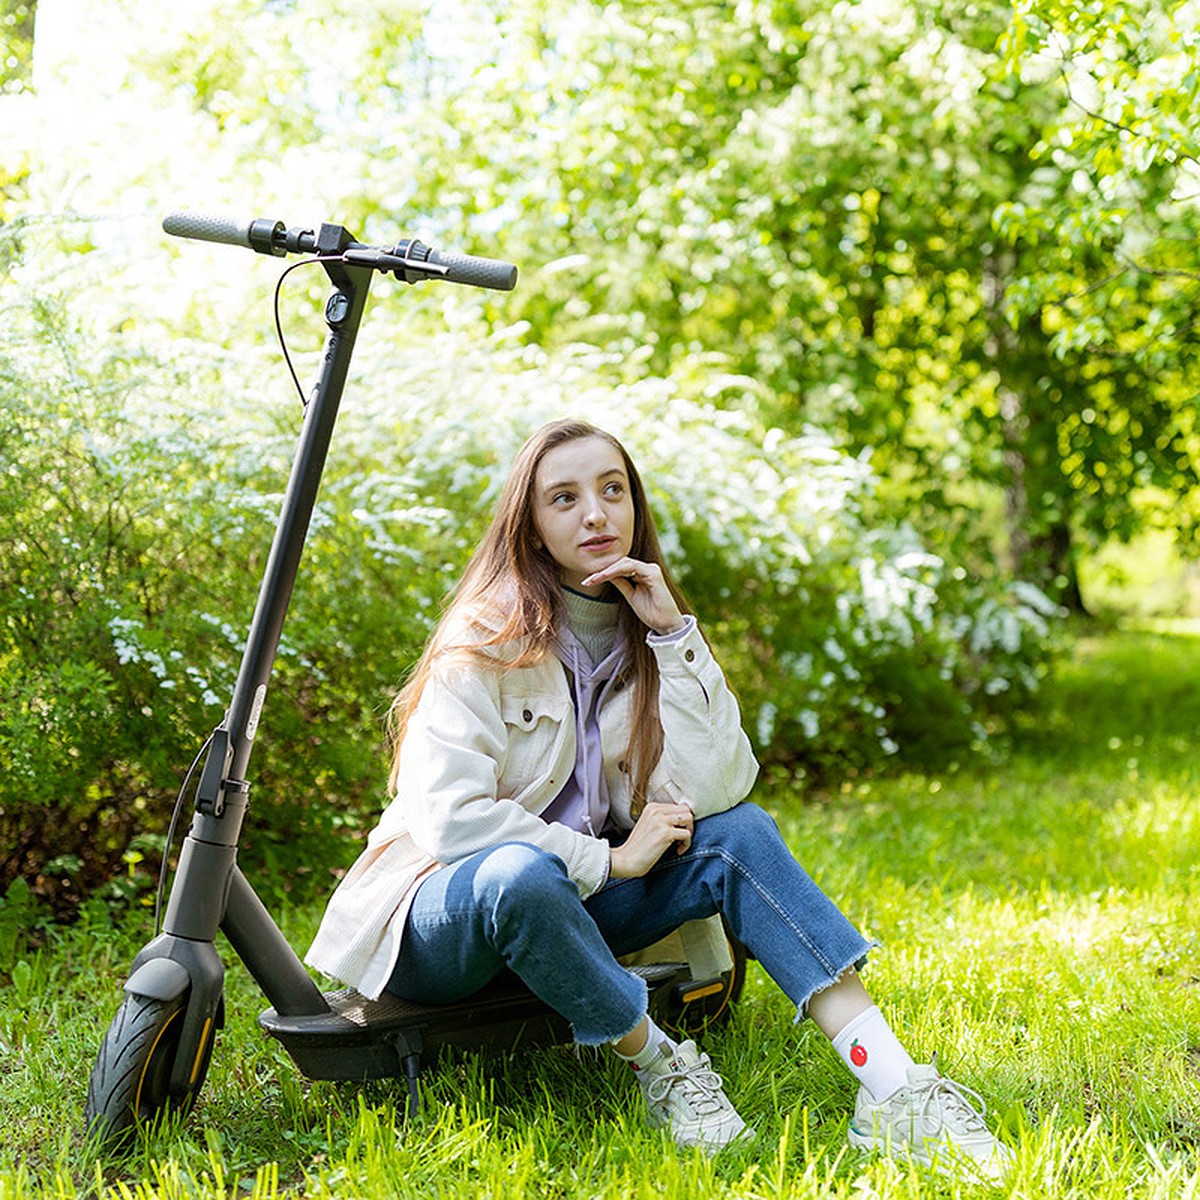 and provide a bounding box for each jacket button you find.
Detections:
[618,760,627,773]
[522,708,533,723]
[684,649,695,662]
